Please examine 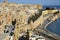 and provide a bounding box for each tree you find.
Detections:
[28,9,42,24]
